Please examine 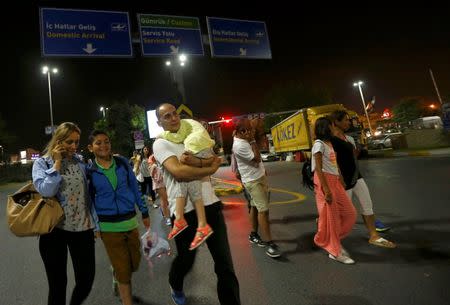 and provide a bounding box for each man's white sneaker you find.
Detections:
[328,253,355,264]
